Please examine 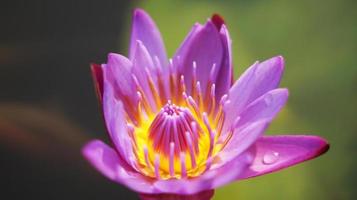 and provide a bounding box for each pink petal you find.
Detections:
[173,23,202,70]
[130,9,167,68]
[82,140,154,193]
[218,89,289,164]
[215,24,233,100]
[83,141,252,195]
[213,119,269,169]
[102,82,135,168]
[235,88,288,128]
[106,53,136,98]
[241,135,329,179]
[151,151,252,195]
[82,140,130,180]
[174,20,223,95]
[223,56,285,134]
[210,14,233,98]
[131,41,157,109]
